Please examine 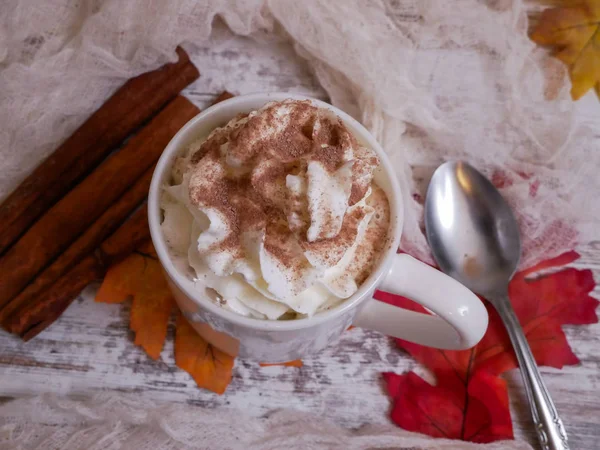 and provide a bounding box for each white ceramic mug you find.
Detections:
[148,93,488,362]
